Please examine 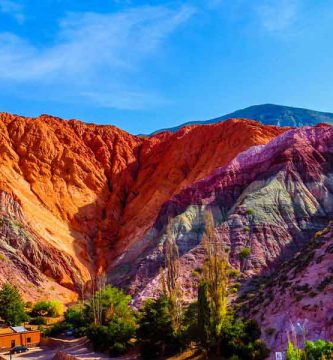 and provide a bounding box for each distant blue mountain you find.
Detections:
[151,104,333,135]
